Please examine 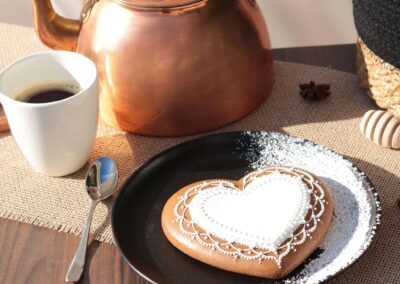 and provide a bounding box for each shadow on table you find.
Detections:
[255,85,376,131]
